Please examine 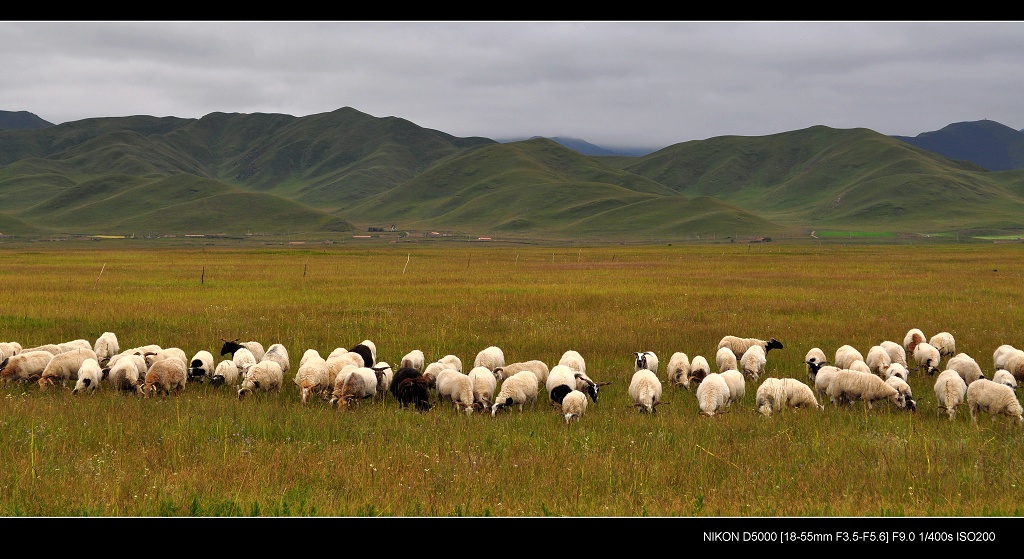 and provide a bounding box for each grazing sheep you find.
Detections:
[756,377,823,417]
[865,345,893,378]
[220,339,265,361]
[422,361,446,391]
[813,365,841,404]
[929,332,956,359]
[720,369,746,406]
[144,347,188,370]
[933,369,969,420]
[633,351,659,376]
[885,376,916,411]
[372,362,394,398]
[333,367,379,409]
[912,342,942,376]
[491,371,540,416]
[903,328,926,355]
[687,355,711,388]
[326,350,365,383]
[188,350,215,383]
[345,343,375,369]
[58,339,92,353]
[211,359,240,388]
[560,389,589,424]
[946,353,986,385]
[717,336,784,362]
[38,348,98,389]
[993,369,1018,391]
[473,346,505,378]
[739,345,766,381]
[834,345,865,371]
[546,365,580,404]
[826,369,901,410]
[469,366,498,410]
[0,342,22,362]
[390,367,432,411]
[993,345,1017,371]
[849,360,872,375]
[436,368,473,410]
[804,347,828,381]
[107,354,147,393]
[93,332,119,366]
[715,347,737,374]
[880,340,908,368]
[19,344,61,356]
[359,340,378,363]
[666,352,691,386]
[143,358,187,397]
[232,347,258,379]
[966,379,1023,425]
[1,350,55,383]
[696,372,731,416]
[299,349,323,369]
[437,354,463,373]
[628,369,663,413]
[400,349,425,371]
[72,358,103,395]
[293,353,332,405]
[237,360,284,400]
[558,350,586,373]
[885,363,909,382]
[495,360,549,386]
[1003,349,1024,382]
[261,343,291,375]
